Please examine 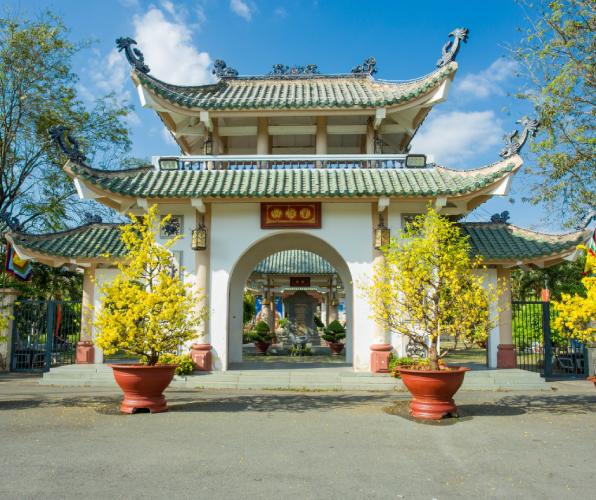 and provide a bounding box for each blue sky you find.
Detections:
[15,0,553,230]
